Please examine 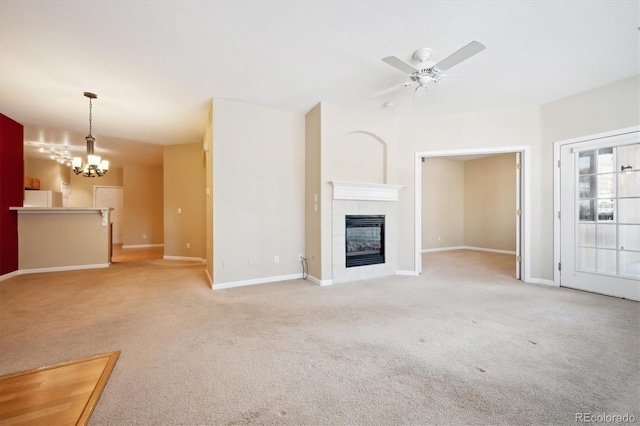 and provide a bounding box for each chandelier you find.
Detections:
[72,92,109,177]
